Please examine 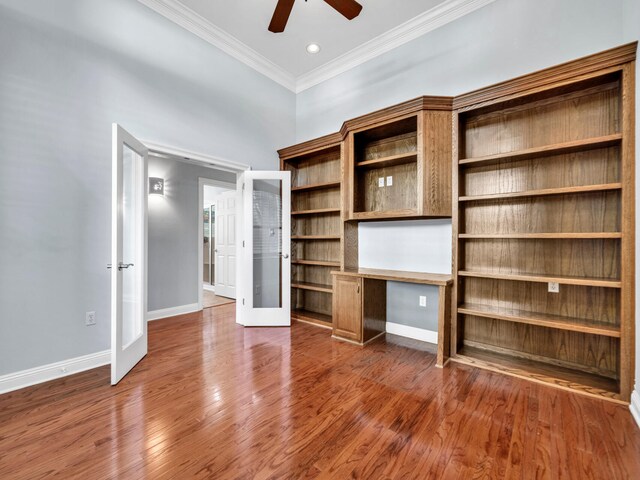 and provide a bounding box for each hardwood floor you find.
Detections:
[1,304,639,479]
[203,289,235,308]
